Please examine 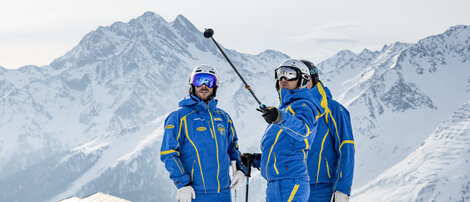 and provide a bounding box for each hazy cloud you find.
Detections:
[312,38,359,44]
[288,22,360,44]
